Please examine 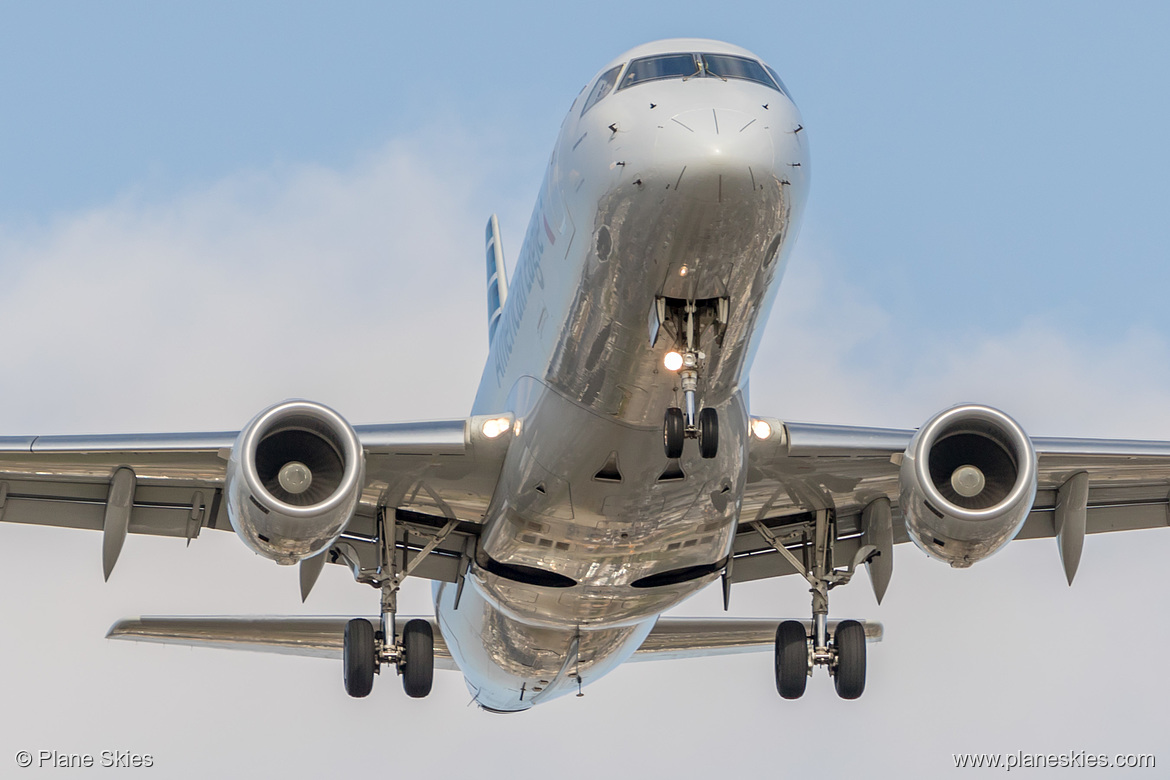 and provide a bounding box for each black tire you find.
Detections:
[401,619,435,699]
[774,620,808,699]
[663,407,685,459]
[343,618,376,698]
[698,407,719,459]
[833,619,866,700]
